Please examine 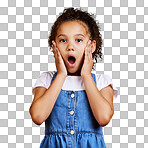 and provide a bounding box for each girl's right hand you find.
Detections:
[52,40,67,77]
